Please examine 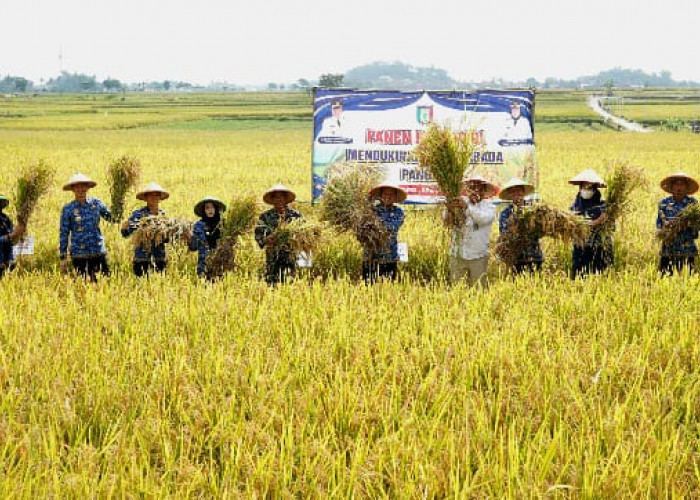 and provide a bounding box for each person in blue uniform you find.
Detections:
[59,173,113,282]
[121,182,170,277]
[656,171,699,275]
[363,183,406,284]
[0,195,25,277]
[498,178,543,274]
[189,196,226,280]
[569,169,612,278]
